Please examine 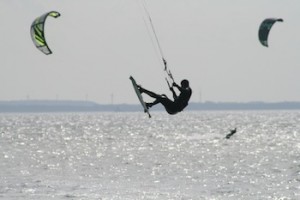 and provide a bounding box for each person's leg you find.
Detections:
[146,96,175,113]
[137,86,176,112]
[146,99,160,108]
[138,86,161,99]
